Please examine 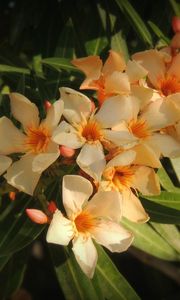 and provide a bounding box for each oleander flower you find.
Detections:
[96,93,180,165]
[97,150,160,223]
[46,175,133,278]
[52,87,137,180]
[72,50,148,105]
[0,155,12,176]
[0,93,64,195]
